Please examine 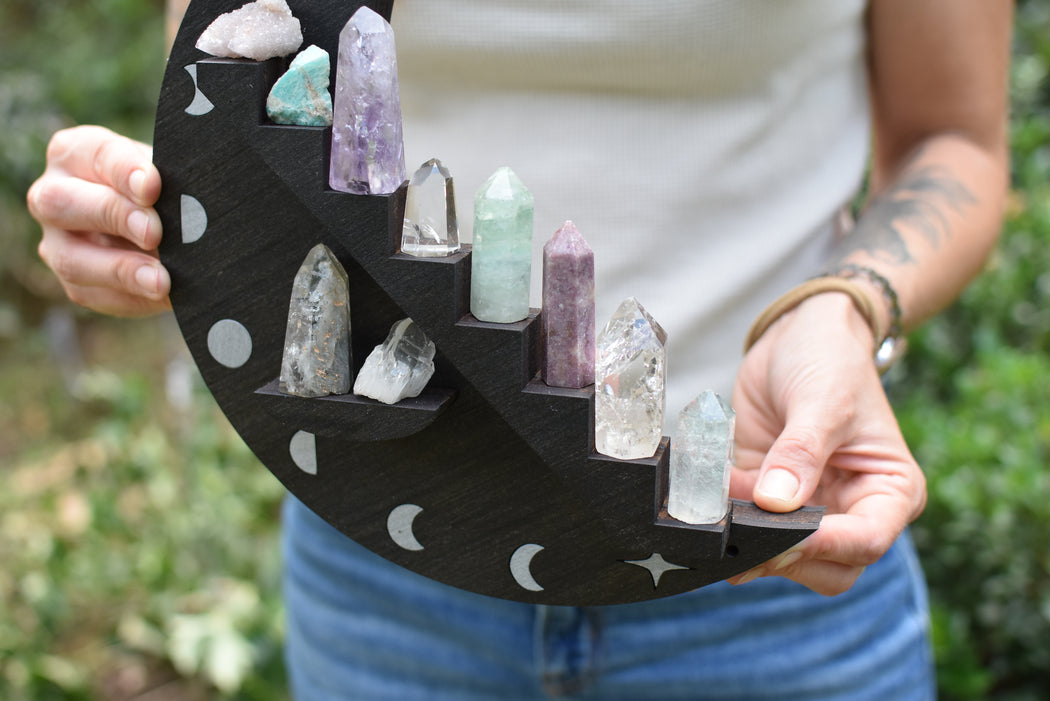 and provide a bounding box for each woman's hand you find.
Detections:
[728,292,927,596]
[28,125,171,317]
